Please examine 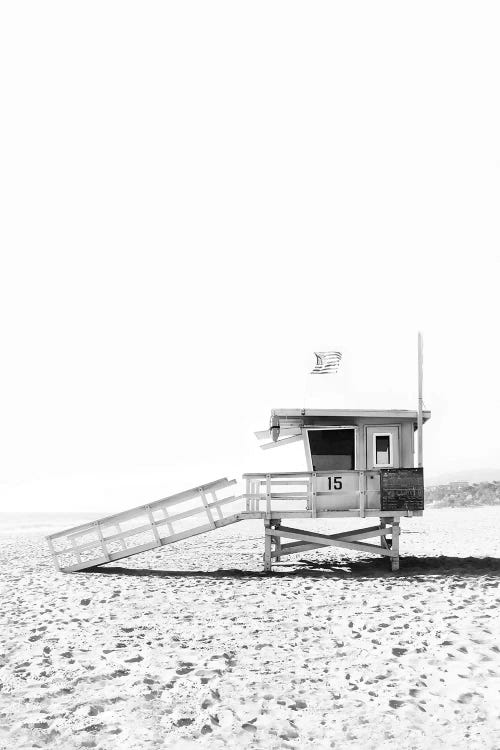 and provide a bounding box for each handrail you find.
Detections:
[46,477,244,572]
[243,472,313,478]
[243,470,379,478]
[47,477,237,540]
